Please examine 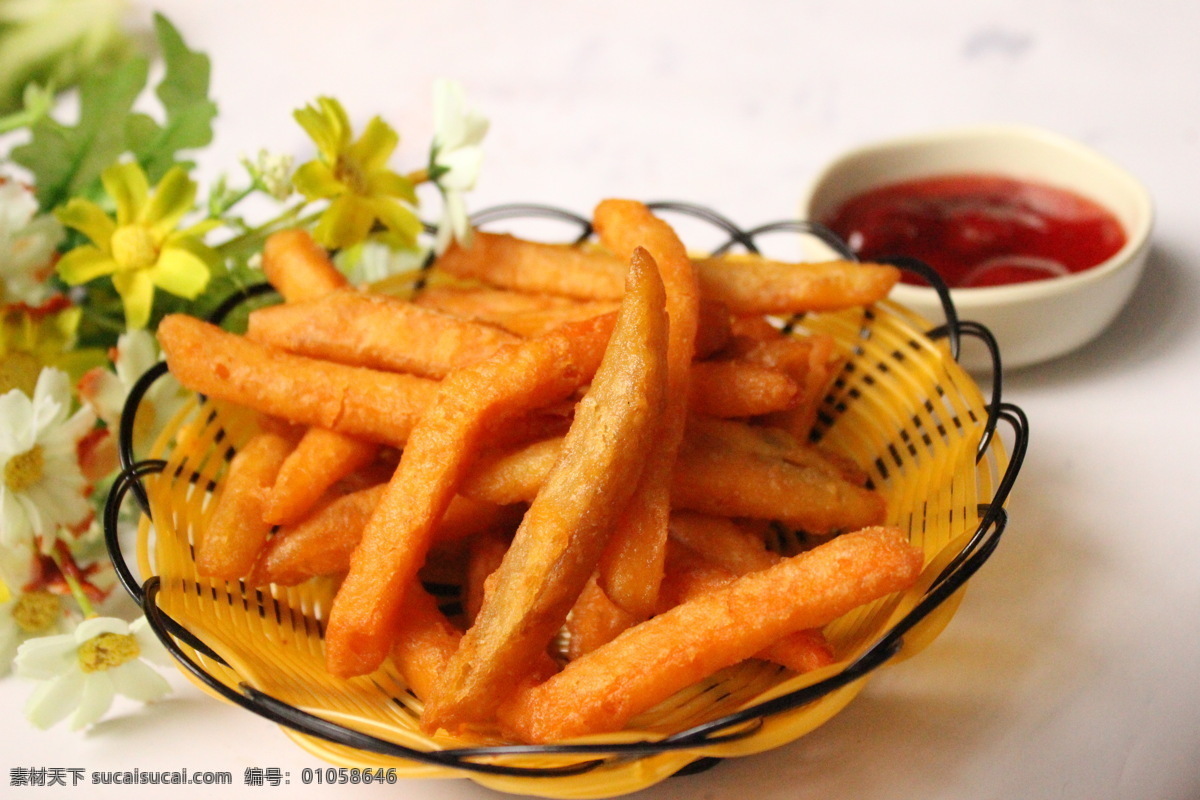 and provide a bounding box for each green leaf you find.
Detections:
[127,13,217,183]
[10,55,150,210]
